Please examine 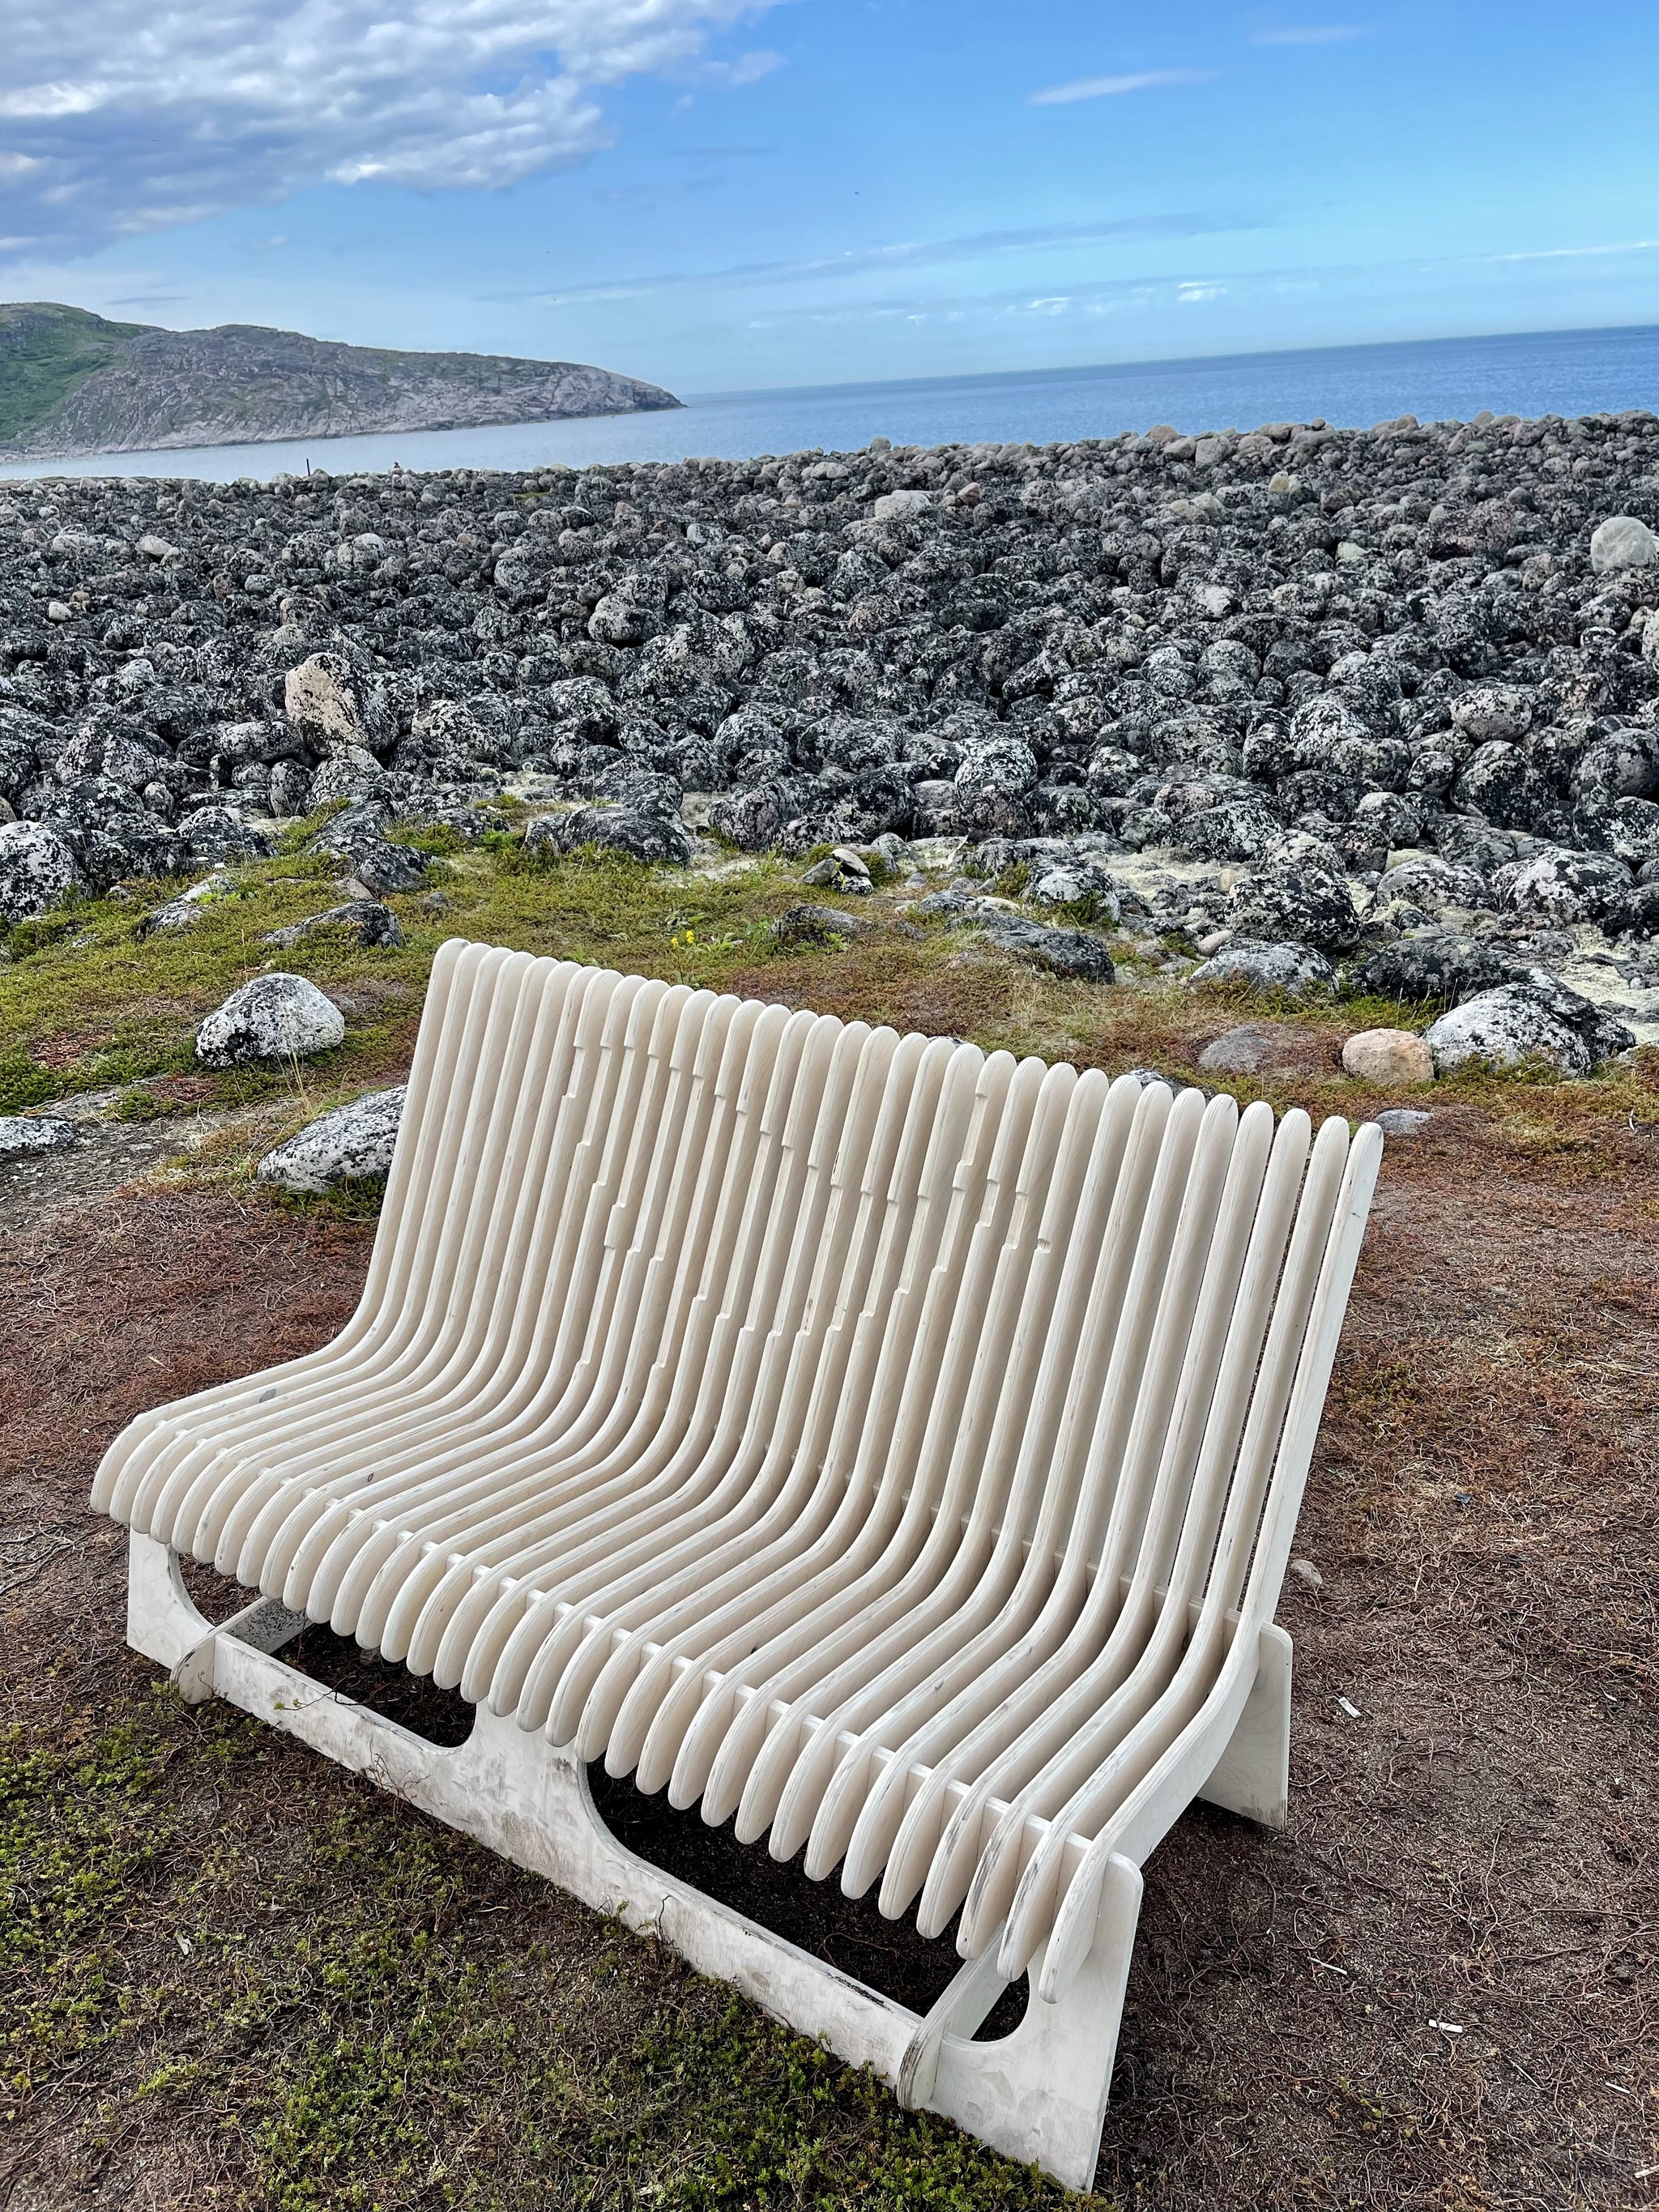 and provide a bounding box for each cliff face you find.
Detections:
[0,305,681,459]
